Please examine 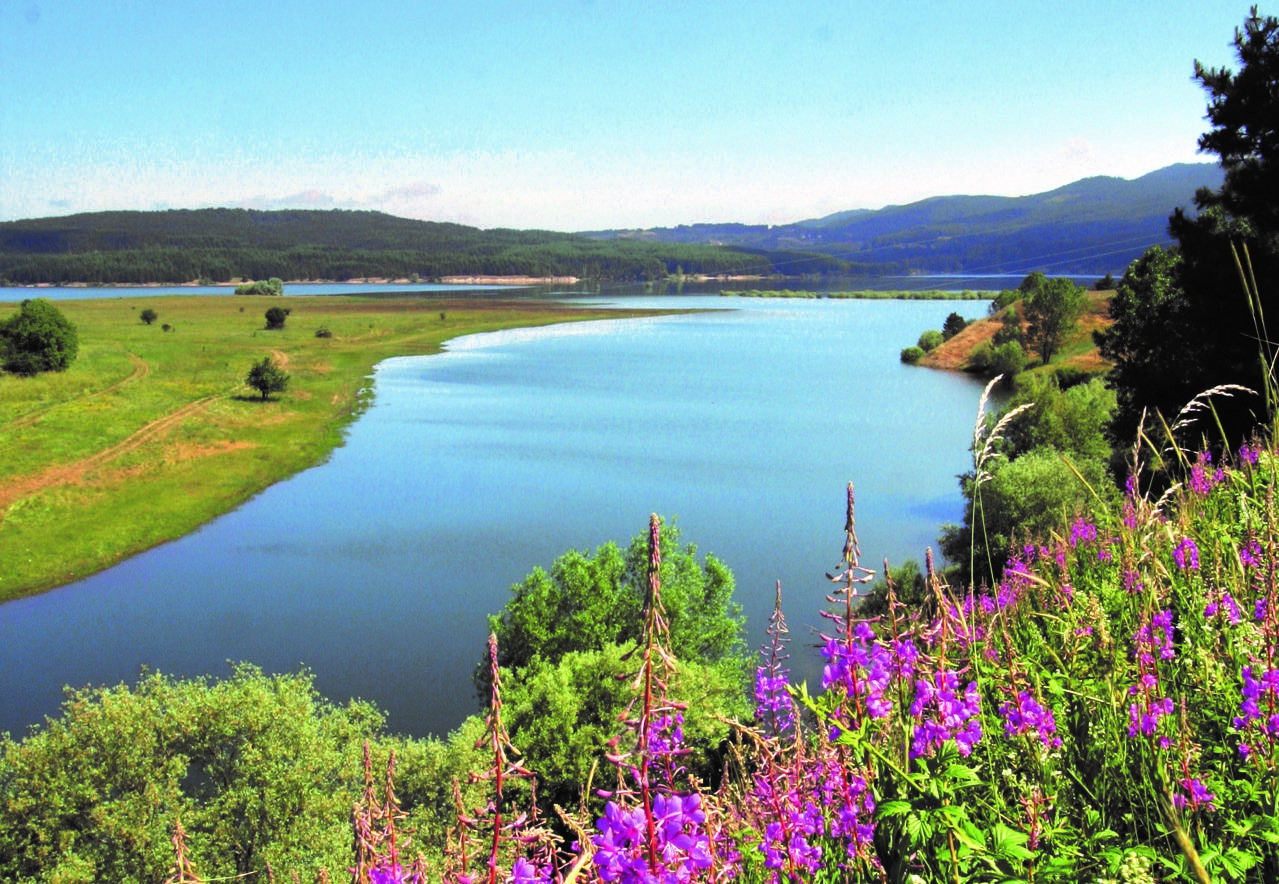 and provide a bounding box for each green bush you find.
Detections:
[900,345,925,364]
[482,520,745,690]
[0,298,78,375]
[917,329,944,352]
[264,306,291,330]
[0,667,384,883]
